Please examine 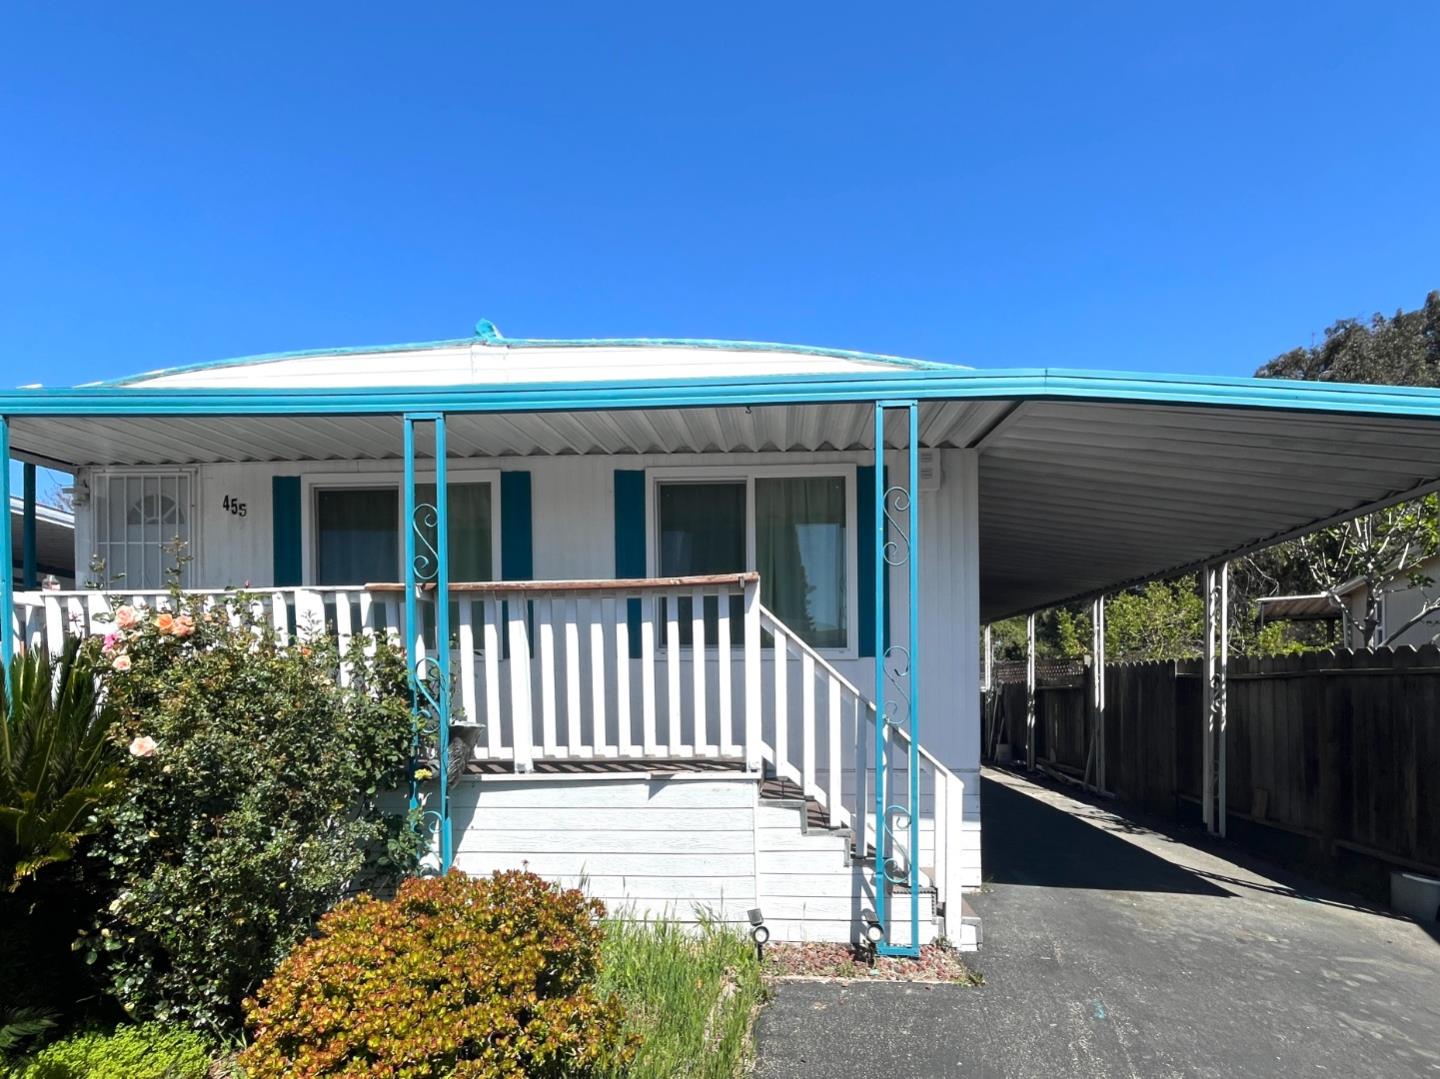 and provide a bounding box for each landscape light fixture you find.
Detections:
[747,908,769,960]
[860,908,885,965]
